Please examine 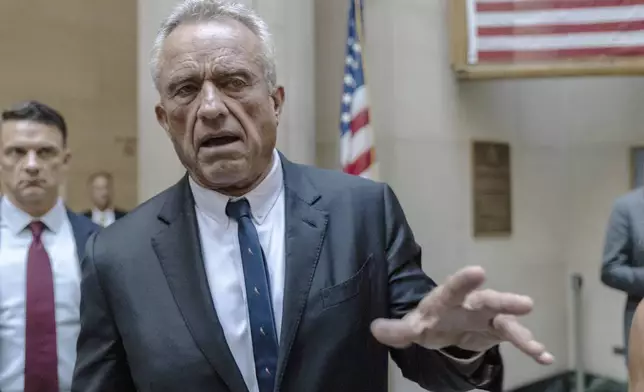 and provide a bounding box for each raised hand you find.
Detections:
[370,266,554,365]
